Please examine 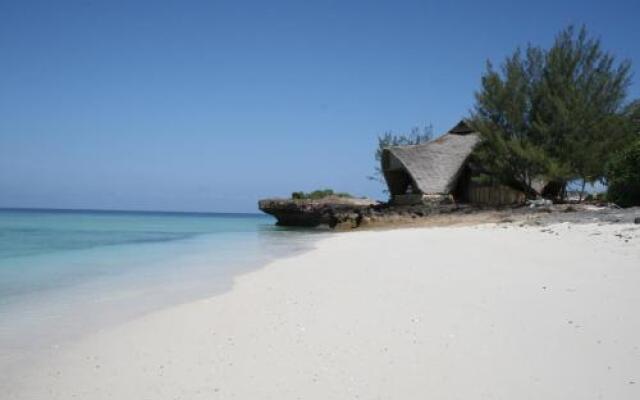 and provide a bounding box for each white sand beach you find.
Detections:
[5,223,640,399]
